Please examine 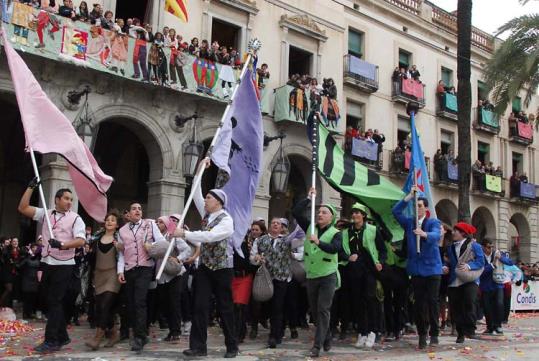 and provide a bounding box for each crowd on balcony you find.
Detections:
[390,143,411,173]
[510,170,532,198]
[391,64,424,102]
[345,126,385,166]
[15,0,264,95]
[436,80,457,113]
[391,65,421,83]
[508,111,536,137]
[433,149,457,182]
[471,159,504,192]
